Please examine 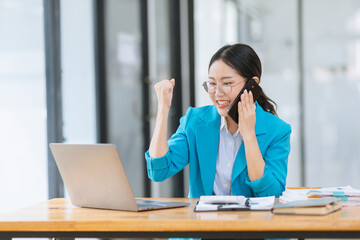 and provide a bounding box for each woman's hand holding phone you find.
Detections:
[227,78,262,125]
[154,78,175,111]
[238,90,256,141]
